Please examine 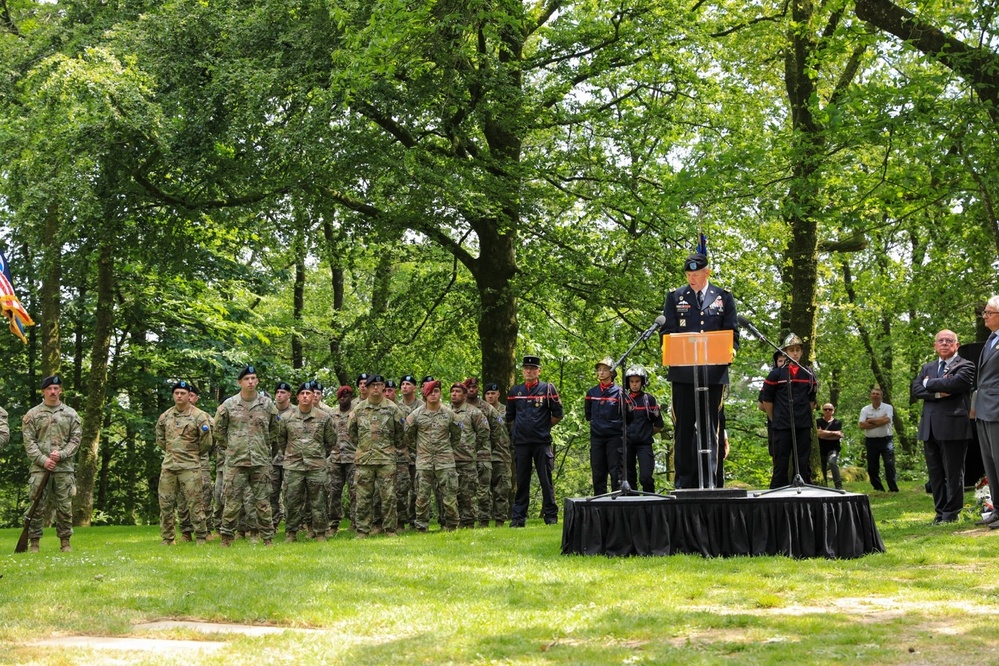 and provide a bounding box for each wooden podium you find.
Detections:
[661,330,734,368]
[661,330,734,489]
